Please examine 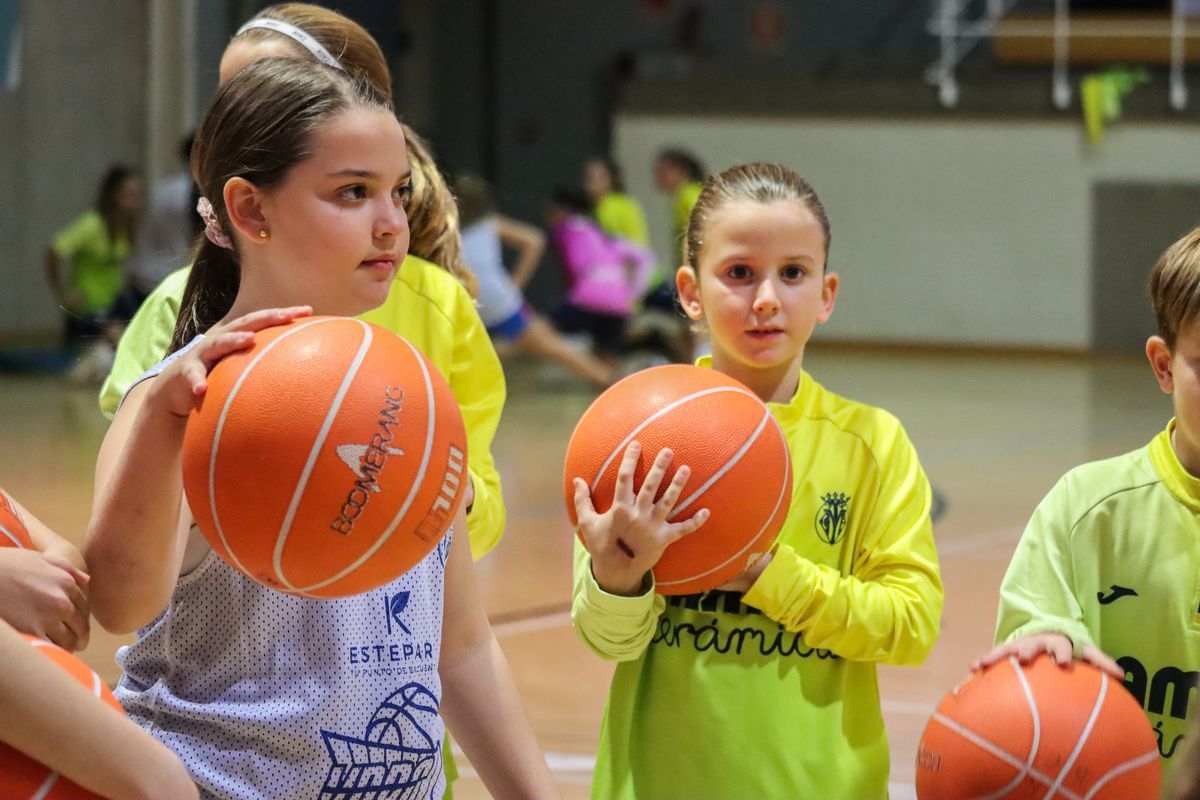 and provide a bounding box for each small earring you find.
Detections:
[259,229,269,239]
